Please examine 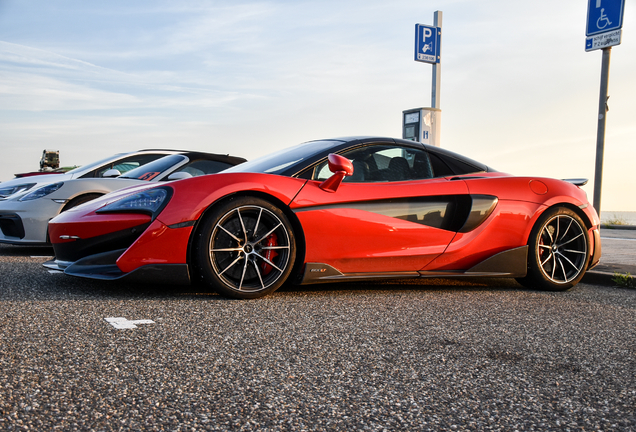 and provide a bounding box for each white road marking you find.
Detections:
[105,317,155,329]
